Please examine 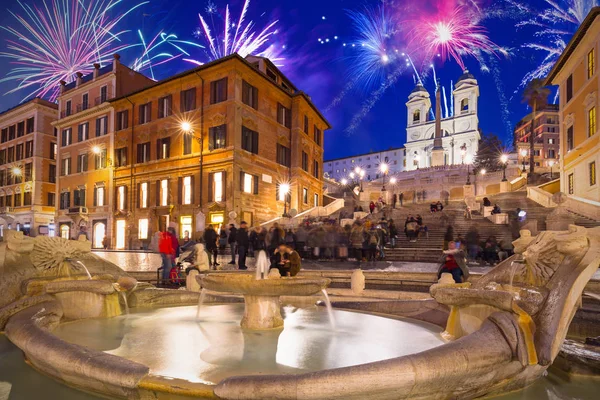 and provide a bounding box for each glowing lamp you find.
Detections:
[520,149,527,157]
[349,172,355,179]
[390,177,397,184]
[354,166,361,174]
[480,169,486,175]
[280,183,290,195]
[341,178,348,185]
[465,154,473,164]
[500,154,508,164]
[181,121,192,132]
[92,145,101,154]
[12,167,22,176]
[380,163,388,173]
